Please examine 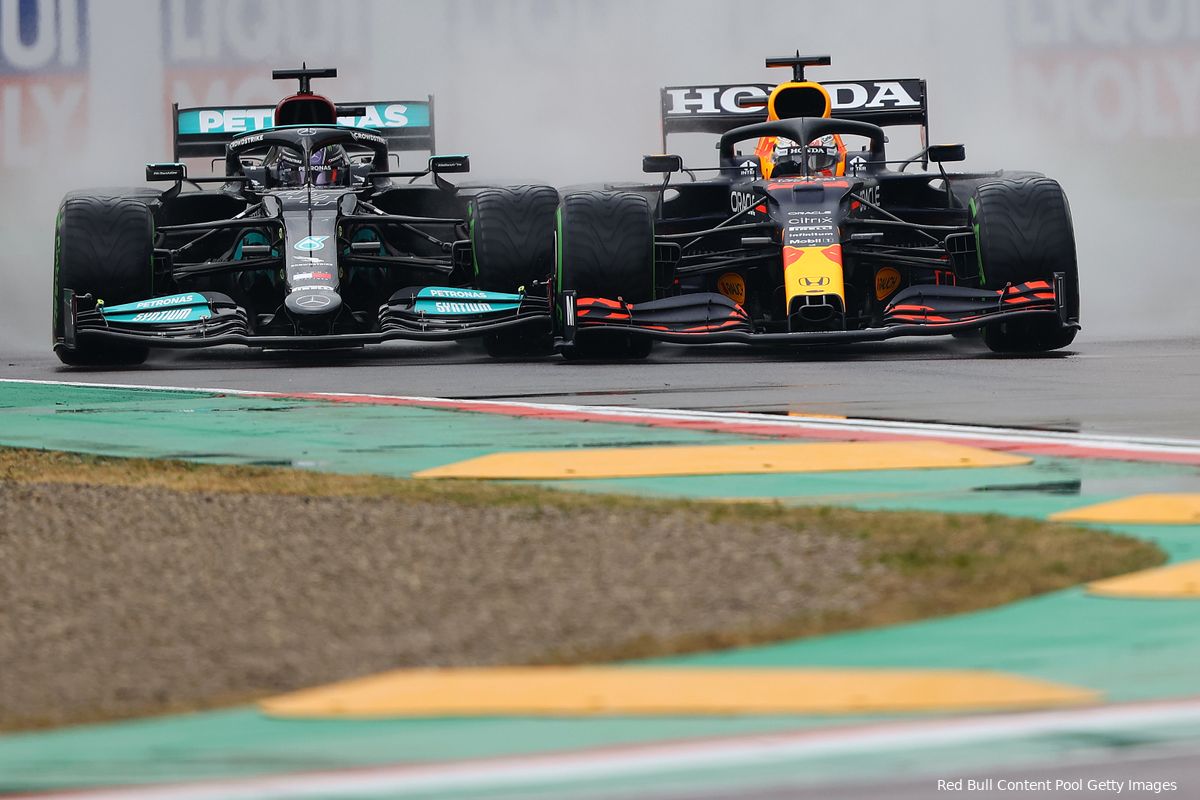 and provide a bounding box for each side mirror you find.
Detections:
[429,154,470,174]
[928,144,966,164]
[642,154,683,174]
[146,162,187,182]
